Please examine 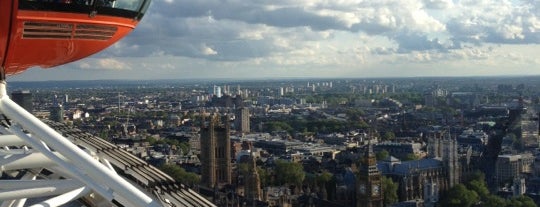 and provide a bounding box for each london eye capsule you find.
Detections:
[0,0,151,76]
